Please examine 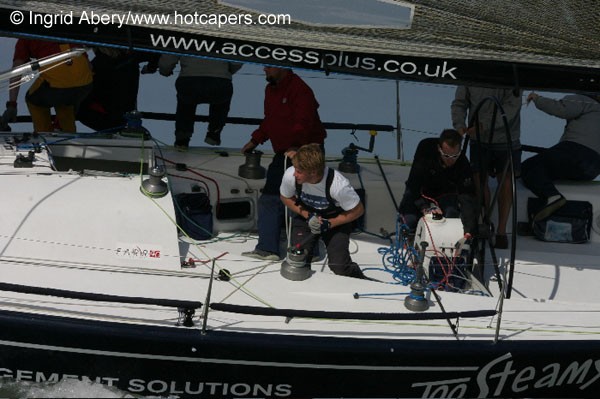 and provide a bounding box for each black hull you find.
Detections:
[0,310,598,398]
